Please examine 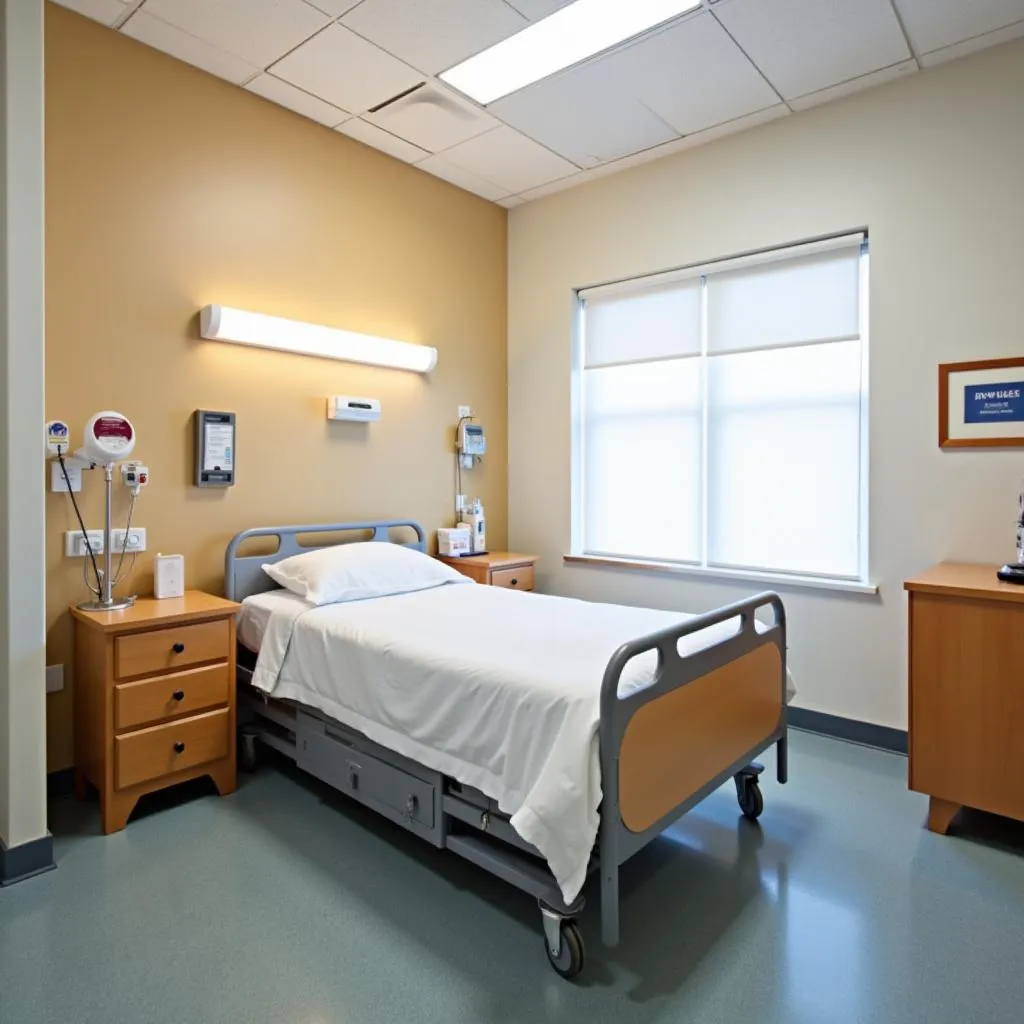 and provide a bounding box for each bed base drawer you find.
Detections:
[297,715,441,845]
